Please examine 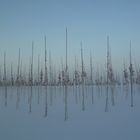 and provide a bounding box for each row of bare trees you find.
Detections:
[0,31,139,87]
